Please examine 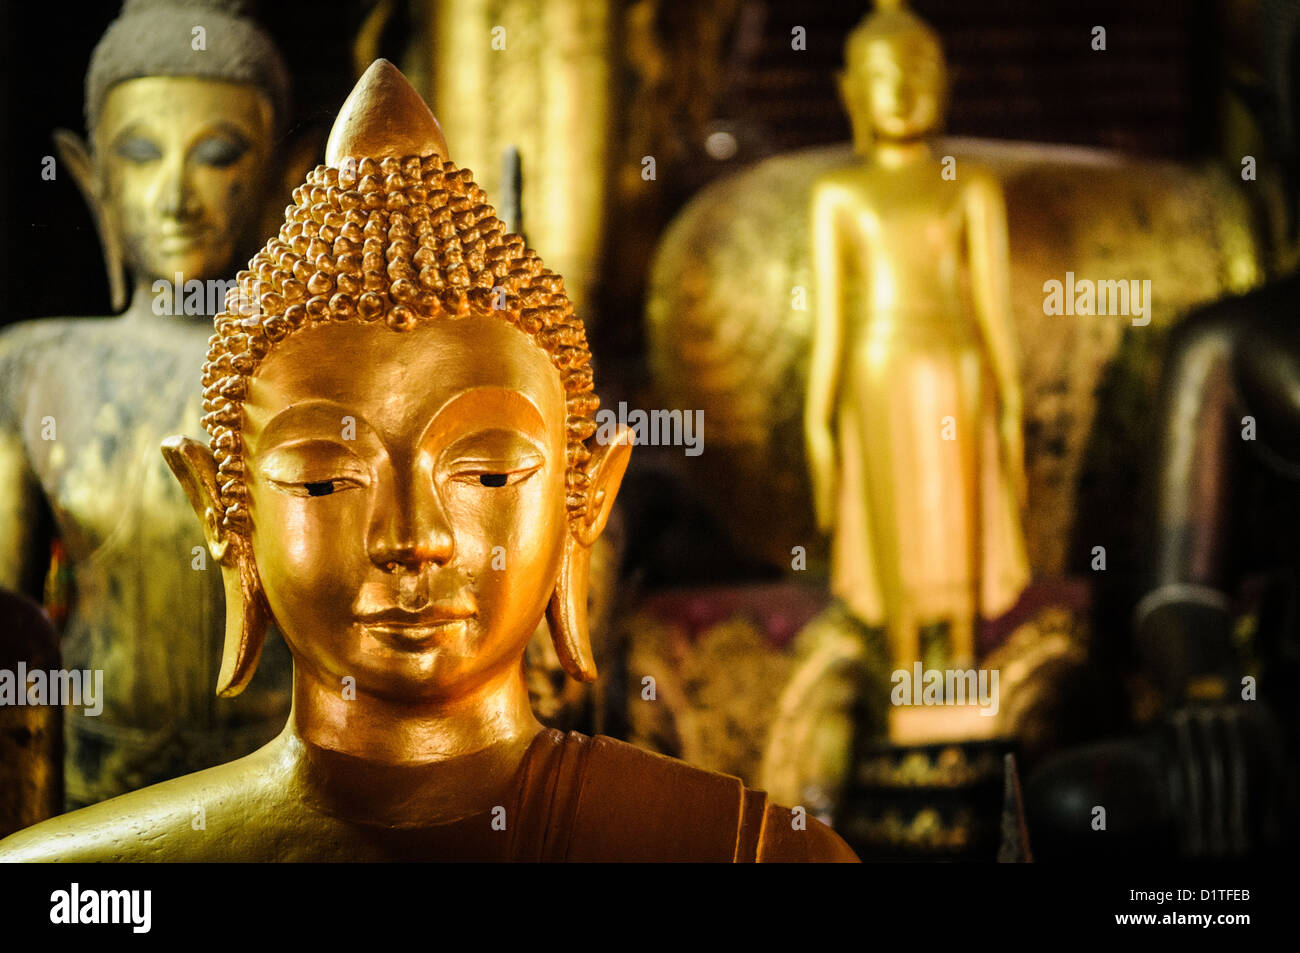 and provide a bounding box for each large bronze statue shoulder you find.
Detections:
[0,314,209,437]
[0,739,298,863]
[0,316,102,399]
